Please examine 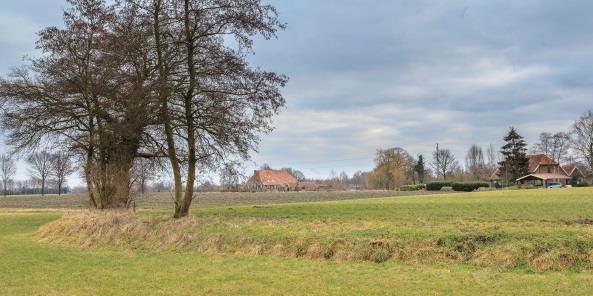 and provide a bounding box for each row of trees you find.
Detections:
[362,143,498,190]
[0,0,286,217]
[0,152,74,196]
